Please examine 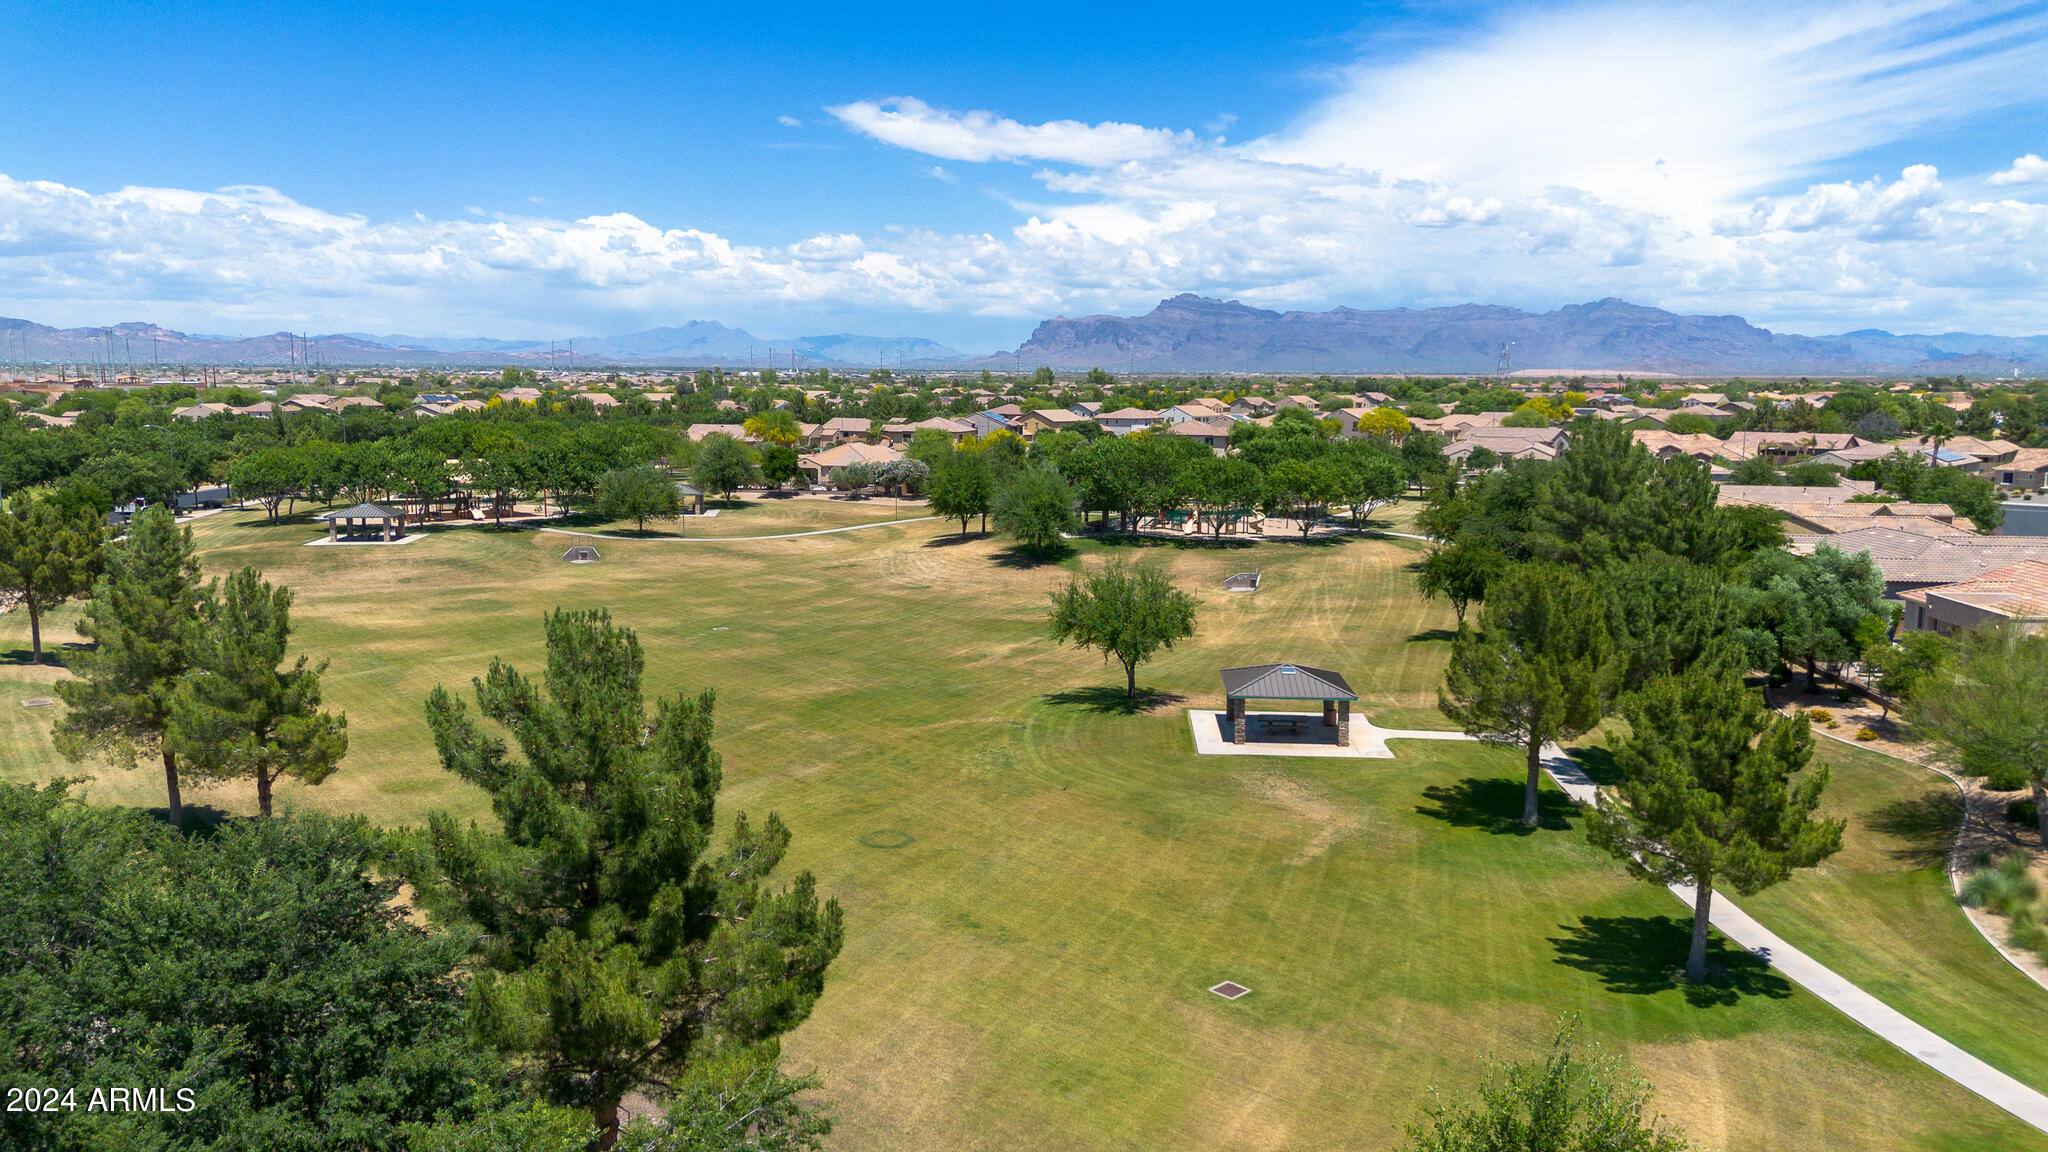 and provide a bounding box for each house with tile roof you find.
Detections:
[1898,559,2048,634]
